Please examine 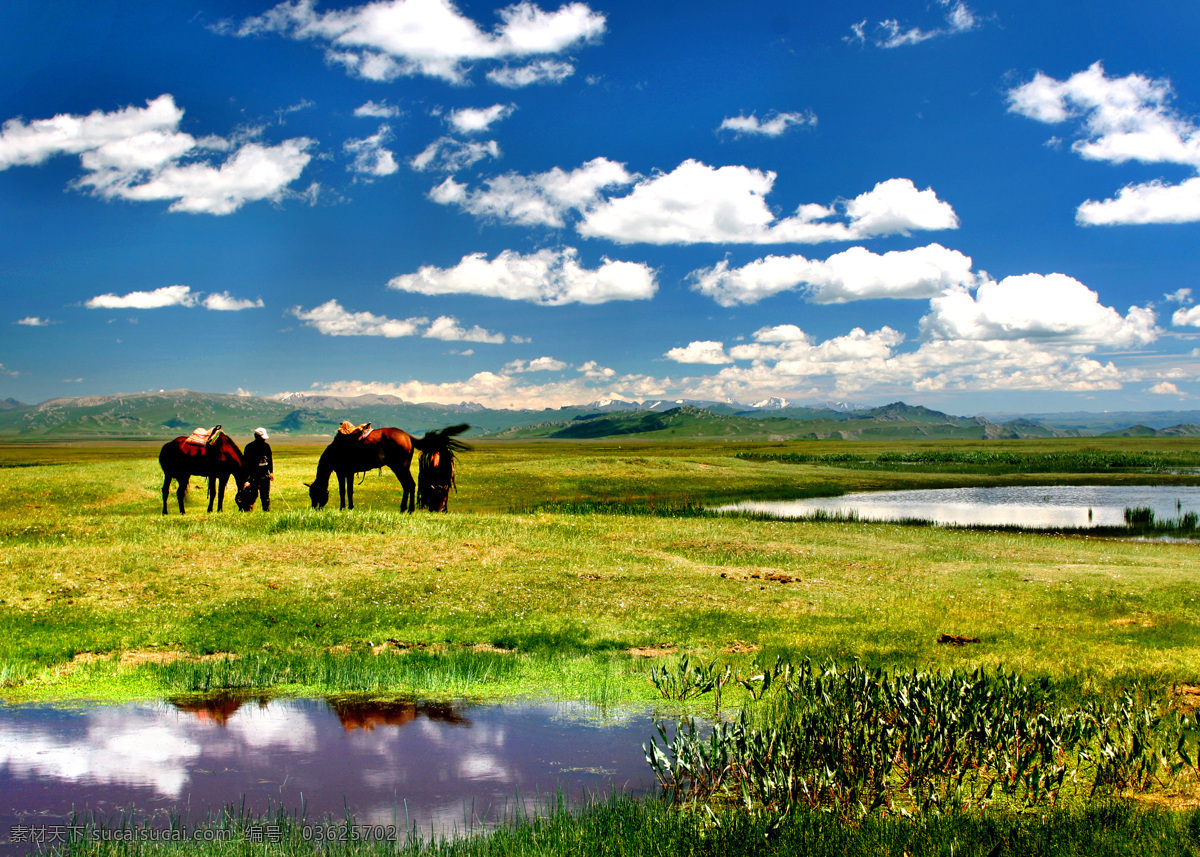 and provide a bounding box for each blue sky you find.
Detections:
[2,0,1199,413]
